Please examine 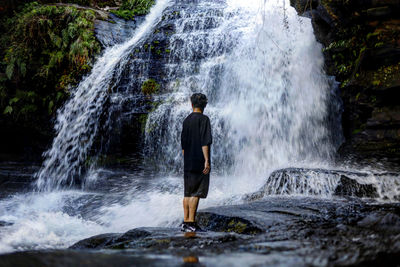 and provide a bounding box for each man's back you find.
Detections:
[180,93,211,232]
[181,112,212,172]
